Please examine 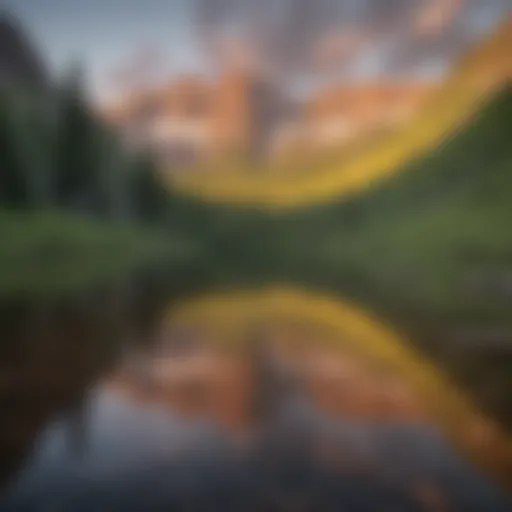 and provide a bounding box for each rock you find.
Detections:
[0,12,47,89]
